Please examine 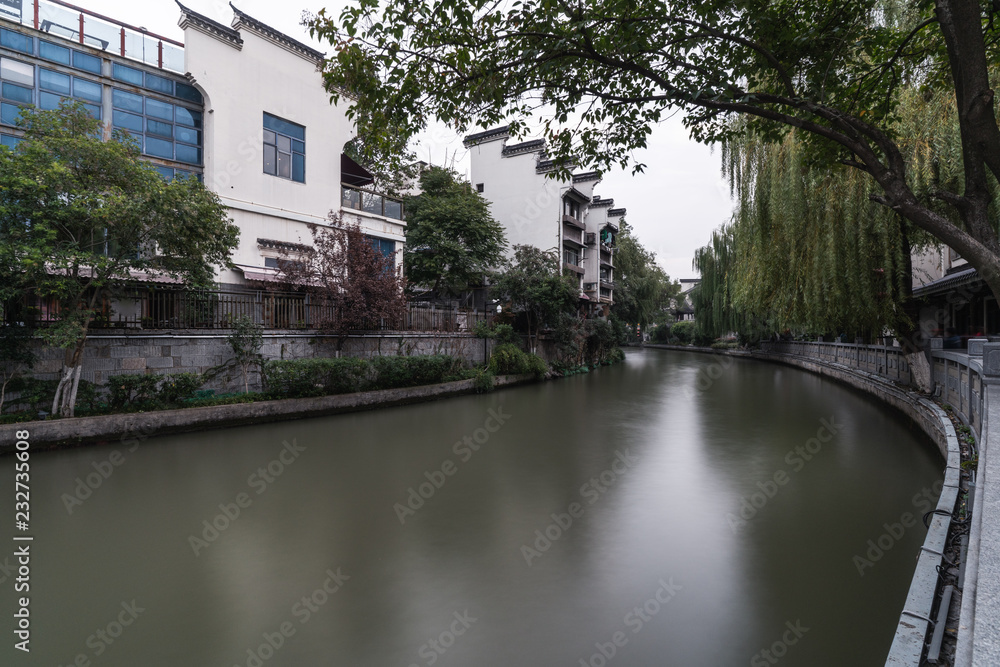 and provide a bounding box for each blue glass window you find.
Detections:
[39,69,71,95]
[73,51,101,75]
[146,118,172,139]
[0,29,33,55]
[145,98,172,121]
[112,89,143,113]
[174,106,201,128]
[154,166,174,180]
[263,113,305,141]
[263,113,305,183]
[1,133,21,149]
[1,83,32,105]
[144,73,173,95]
[175,143,200,165]
[175,125,199,145]
[72,78,102,103]
[112,110,143,132]
[81,102,101,120]
[0,58,34,86]
[39,41,71,66]
[367,236,396,259]
[175,82,202,104]
[112,63,143,86]
[39,91,63,110]
[1,102,23,126]
[145,136,173,159]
